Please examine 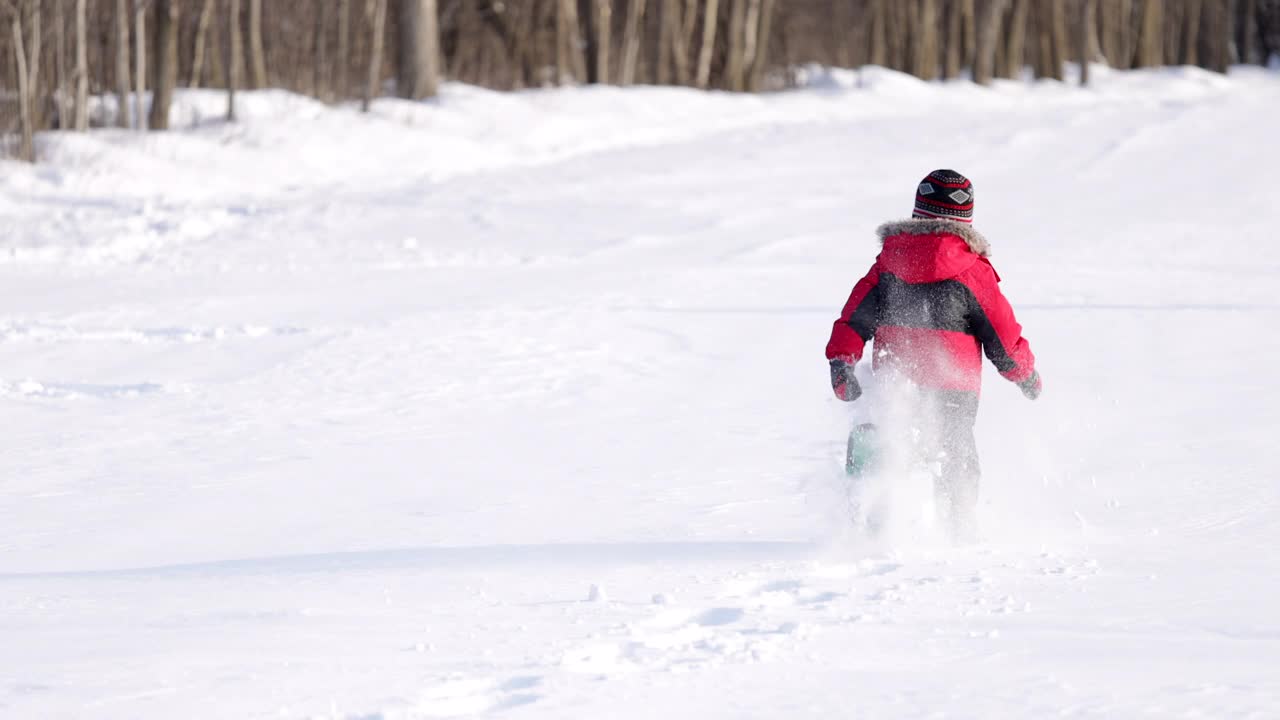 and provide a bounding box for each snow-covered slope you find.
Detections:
[2,66,1278,719]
